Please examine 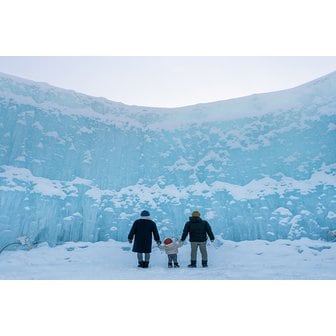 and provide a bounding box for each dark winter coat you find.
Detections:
[128,218,161,253]
[181,216,215,242]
